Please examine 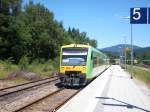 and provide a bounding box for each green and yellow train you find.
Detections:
[58,44,109,86]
